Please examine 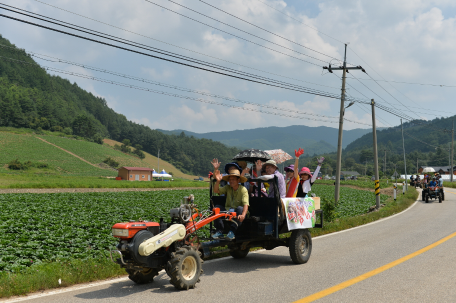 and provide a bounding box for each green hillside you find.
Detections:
[0,35,239,175]
[0,129,199,179]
